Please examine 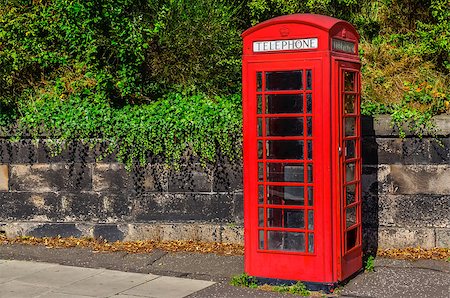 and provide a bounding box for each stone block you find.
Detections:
[93,224,125,242]
[139,164,168,192]
[168,163,213,192]
[93,163,130,191]
[131,193,233,222]
[388,164,450,195]
[377,227,435,249]
[60,192,103,221]
[361,193,379,228]
[402,138,431,164]
[160,223,199,241]
[362,165,392,195]
[10,163,92,192]
[28,223,83,238]
[197,223,222,242]
[0,139,37,164]
[100,193,132,221]
[124,224,162,241]
[430,138,450,164]
[0,164,8,191]
[221,225,244,244]
[213,161,243,192]
[0,192,61,221]
[37,139,95,163]
[362,138,402,165]
[435,229,450,248]
[232,193,244,224]
[377,195,449,228]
